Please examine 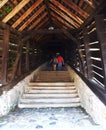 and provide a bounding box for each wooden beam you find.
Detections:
[18,5,46,31]
[28,12,47,30]
[83,0,95,9]
[0,0,8,8]
[1,29,9,85]
[44,0,53,24]
[78,0,105,32]
[36,18,48,29]
[25,41,30,71]
[2,0,30,23]
[12,0,43,28]
[50,3,79,28]
[0,21,21,35]
[83,30,92,78]
[50,0,83,24]
[51,11,74,29]
[62,0,89,18]
[95,15,106,89]
[52,17,68,30]
[10,39,23,81]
